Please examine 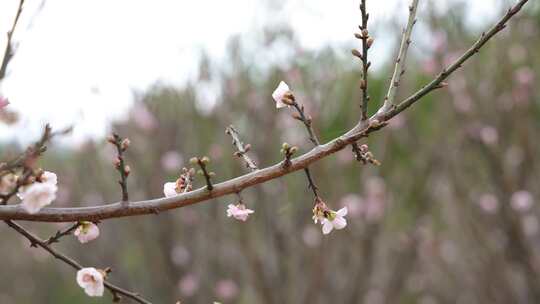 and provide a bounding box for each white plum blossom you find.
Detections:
[272,81,291,109]
[20,182,57,214]
[74,222,100,243]
[321,207,348,235]
[226,203,254,222]
[163,182,178,197]
[18,171,57,200]
[76,267,105,297]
